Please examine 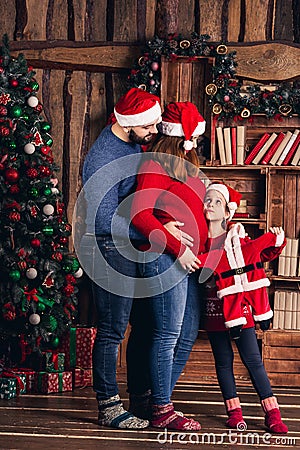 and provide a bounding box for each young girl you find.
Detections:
[198,182,288,434]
